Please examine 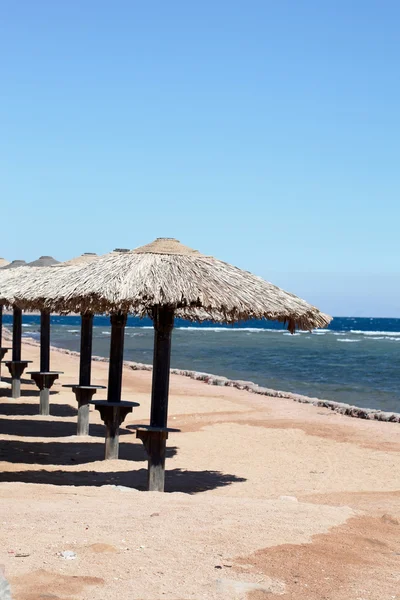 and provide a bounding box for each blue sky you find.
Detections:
[1,1,399,317]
